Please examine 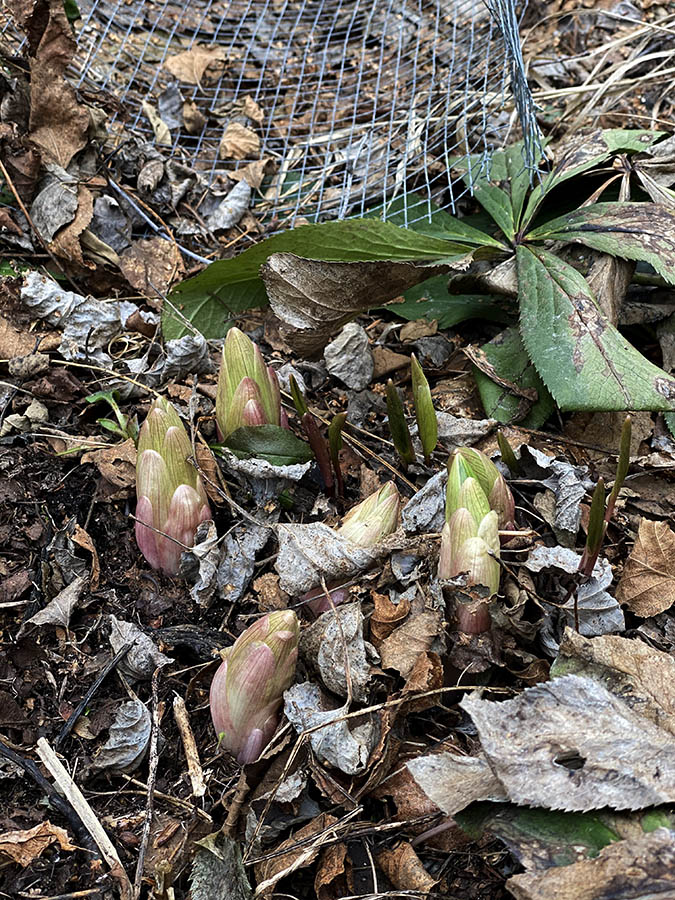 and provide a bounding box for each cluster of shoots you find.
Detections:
[209,610,299,765]
[578,416,631,577]
[386,354,437,470]
[135,397,211,575]
[215,327,284,438]
[439,447,515,598]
